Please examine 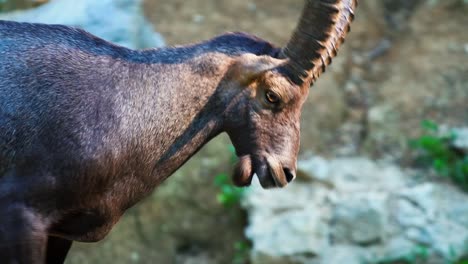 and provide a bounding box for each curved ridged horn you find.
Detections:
[279,0,357,85]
